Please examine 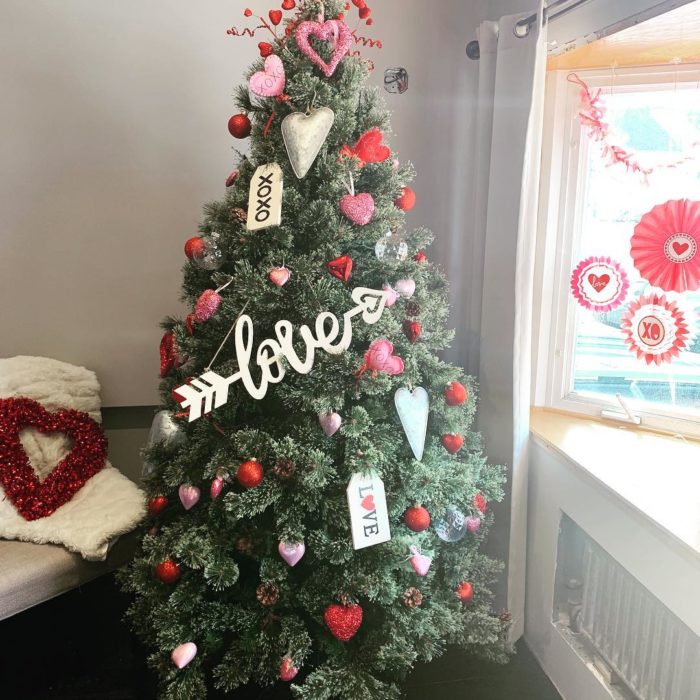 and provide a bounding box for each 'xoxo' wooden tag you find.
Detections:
[247,163,283,231]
